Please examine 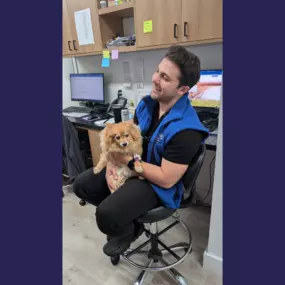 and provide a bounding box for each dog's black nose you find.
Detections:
[122,142,127,147]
